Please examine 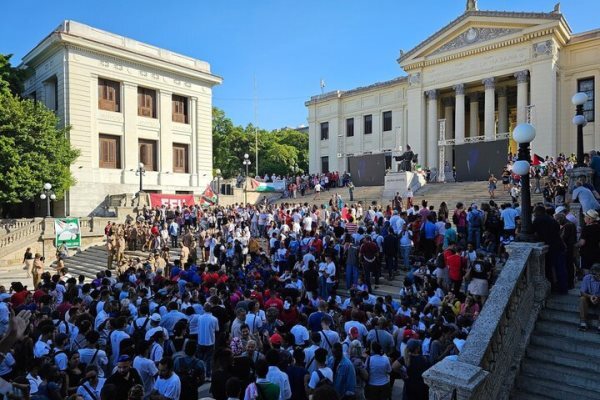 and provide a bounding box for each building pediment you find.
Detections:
[399,9,571,70]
